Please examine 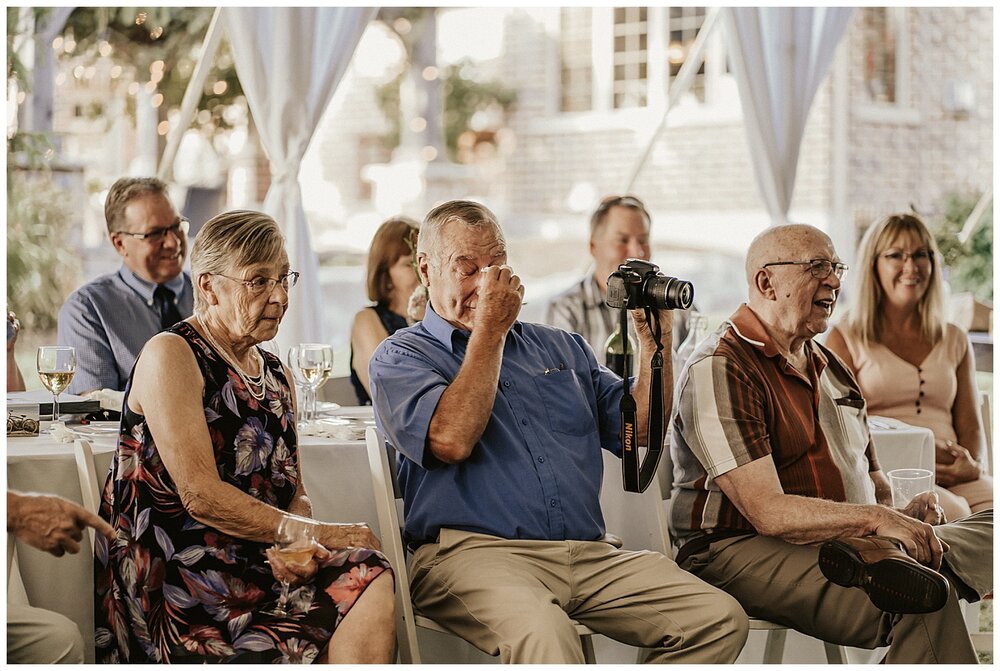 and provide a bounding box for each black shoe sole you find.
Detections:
[819,540,949,614]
